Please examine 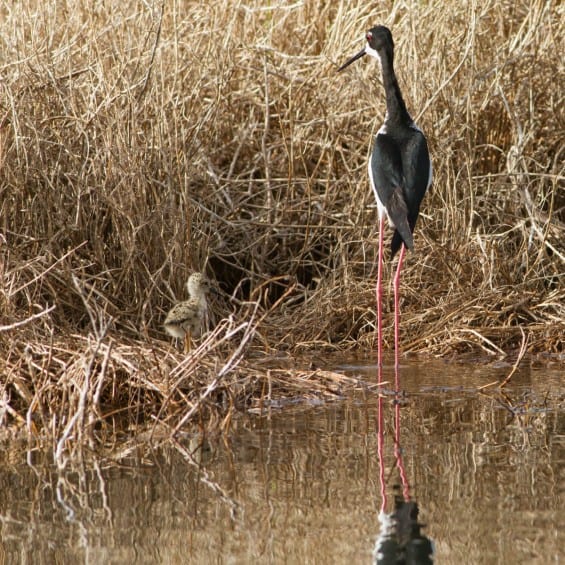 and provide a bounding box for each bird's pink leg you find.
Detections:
[393,244,406,384]
[376,216,385,372]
